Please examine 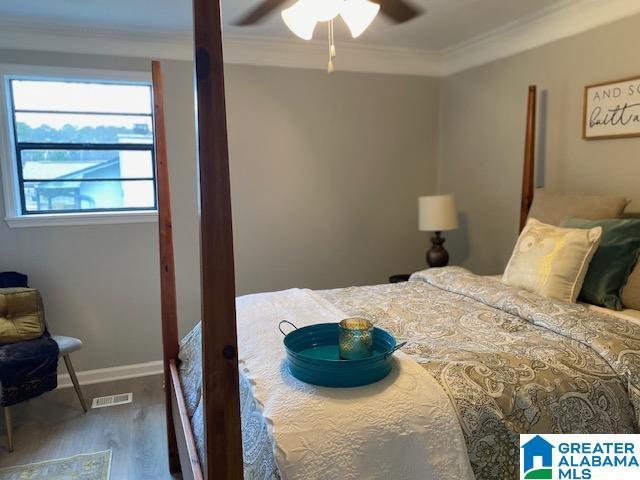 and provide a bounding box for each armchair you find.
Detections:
[0,274,86,452]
